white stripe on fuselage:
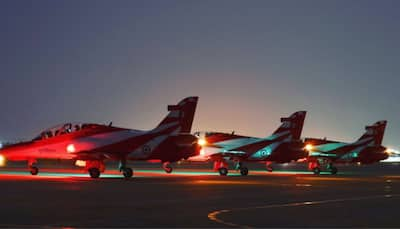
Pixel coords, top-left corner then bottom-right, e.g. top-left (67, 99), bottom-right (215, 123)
top-left (74, 122), bottom-right (180, 153)
top-left (128, 127), bottom-right (181, 159)
top-left (249, 134), bottom-right (292, 160)
top-left (73, 129), bottom-right (144, 151)
top-left (215, 137), bottom-right (258, 150)
top-left (150, 121), bottom-right (180, 133)
top-left (339, 140), bottom-right (376, 161)
top-left (350, 137), bottom-right (374, 147)
top-left (310, 137), bottom-right (375, 159)
top-left (214, 130), bottom-right (291, 150)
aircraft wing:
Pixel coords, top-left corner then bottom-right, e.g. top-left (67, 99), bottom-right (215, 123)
top-left (209, 151), bottom-right (247, 161)
top-left (73, 150), bottom-right (122, 161)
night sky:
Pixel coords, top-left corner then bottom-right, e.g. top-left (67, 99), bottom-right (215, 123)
top-left (1, 0), bottom-right (399, 148)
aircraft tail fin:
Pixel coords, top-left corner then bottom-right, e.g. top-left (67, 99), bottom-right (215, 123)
top-left (272, 111), bottom-right (307, 140)
top-left (155, 97), bottom-right (198, 133)
top-left (357, 120), bottom-right (387, 145)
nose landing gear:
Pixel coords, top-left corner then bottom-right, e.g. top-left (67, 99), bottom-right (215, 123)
top-left (214, 160), bottom-right (229, 176)
top-left (308, 160), bottom-right (338, 175)
top-left (85, 160), bottom-right (105, 179)
top-left (88, 167), bottom-right (100, 178)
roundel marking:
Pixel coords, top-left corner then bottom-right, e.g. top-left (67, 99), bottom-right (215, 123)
top-left (261, 150), bottom-right (267, 156)
top-left (142, 145), bottom-right (152, 154)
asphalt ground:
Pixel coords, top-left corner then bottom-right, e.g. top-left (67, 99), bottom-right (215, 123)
top-left (0, 162), bottom-right (399, 228)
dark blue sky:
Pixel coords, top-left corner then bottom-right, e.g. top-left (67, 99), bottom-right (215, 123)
top-left (1, 0), bottom-right (399, 148)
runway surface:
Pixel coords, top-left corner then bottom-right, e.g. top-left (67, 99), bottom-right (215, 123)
top-left (0, 162), bottom-right (399, 228)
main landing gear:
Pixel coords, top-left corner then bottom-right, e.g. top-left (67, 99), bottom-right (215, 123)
top-left (327, 163), bottom-right (338, 175)
top-left (235, 162), bottom-right (249, 176)
top-left (308, 161), bottom-right (338, 175)
top-left (119, 159), bottom-right (133, 179)
top-left (162, 162), bottom-right (173, 174)
top-left (213, 160), bottom-right (249, 176)
top-left (219, 167), bottom-right (228, 176)
top-left (121, 167), bottom-right (133, 178)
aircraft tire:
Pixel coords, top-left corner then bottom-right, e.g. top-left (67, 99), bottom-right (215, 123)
top-left (30, 166), bottom-right (39, 175)
top-left (164, 164), bottom-right (173, 174)
top-left (313, 167), bottom-right (321, 175)
top-left (88, 168), bottom-right (101, 178)
top-left (240, 167), bottom-right (249, 176)
top-left (122, 167), bottom-right (133, 178)
top-left (218, 167), bottom-right (228, 176)
top-left (330, 166), bottom-right (338, 175)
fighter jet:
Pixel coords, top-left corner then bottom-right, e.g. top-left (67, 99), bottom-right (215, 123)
top-left (305, 120), bottom-right (389, 175)
top-left (192, 111), bottom-right (307, 176)
top-left (0, 97), bottom-right (201, 178)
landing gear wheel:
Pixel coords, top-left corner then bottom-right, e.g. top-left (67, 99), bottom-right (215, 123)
top-left (122, 167), bottom-right (133, 178)
top-left (30, 166), bottom-right (39, 175)
top-left (313, 167), bottom-right (321, 175)
top-left (330, 166), bottom-right (338, 175)
top-left (218, 167), bottom-right (228, 176)
top-left (240, 167), bottom-right (249, 176)
top-left (88, 168), bottom-right (100, 178)
top-left (164, 164), bottom-right (173, 174)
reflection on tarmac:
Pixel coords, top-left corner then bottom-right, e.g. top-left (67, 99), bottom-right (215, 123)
top-left (0, 164), bottom-right (398, 227)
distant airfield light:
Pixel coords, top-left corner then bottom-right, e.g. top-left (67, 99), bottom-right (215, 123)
top-left (385, 148), bottom-right (393, 153)
top-left (198, 138), bottom-right (207, 146)
top-left (66, 144), bottom-right (76, 153)
top-left (304, 144), bottom-right (313, 152)
top-left (0, 154), bottom-right (6, 167)
top-left (385, 148), bottom-right (399, 155)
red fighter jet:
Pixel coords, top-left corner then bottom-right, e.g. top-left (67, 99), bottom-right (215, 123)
top-left (0, 97), bottom-right (201, 178)
top-left (192, 111), bottom-right (307, 176)
top-left (304, 120), bottom-right (389, 175)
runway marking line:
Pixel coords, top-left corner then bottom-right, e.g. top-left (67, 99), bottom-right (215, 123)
top-left (296, 176), bottom-right (366, 181)
top-left (208, 193), bottom-right (400, 228)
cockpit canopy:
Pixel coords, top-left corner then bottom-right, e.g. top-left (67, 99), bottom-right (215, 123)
top-left (33, 123), bottom-right (100, 141)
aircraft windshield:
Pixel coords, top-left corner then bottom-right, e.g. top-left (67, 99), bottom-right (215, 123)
top-left (33, 123), bottom-right (98, 141)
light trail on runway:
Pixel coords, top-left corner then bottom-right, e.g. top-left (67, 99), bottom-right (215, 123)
top-left (208, 194), bottom-right (400, 228)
